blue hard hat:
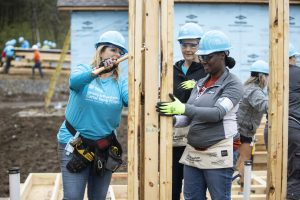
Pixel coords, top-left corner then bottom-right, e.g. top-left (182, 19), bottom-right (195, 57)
top-left (289, 43), bottom-right (300, 58)
top-left (177, 23), bottom-right (204, 40)
top-left (7, 39), bottom-right (16, 46)
top-left (95, 31), bottom-right (127, 53)
top-left (196, 30), bottom-right (232, 55)
top-left (250, 60), bottom-right (269, 74)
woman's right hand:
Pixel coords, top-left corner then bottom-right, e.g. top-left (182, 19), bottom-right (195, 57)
top-left (101, 58), bottom-right (117, 68)
top-left (92, 58), bottom-right (117, 76)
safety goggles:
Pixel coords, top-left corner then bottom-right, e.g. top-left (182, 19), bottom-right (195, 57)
top-left (180, 42), bottom-right (199, 50)
top-left (199, 53), bottom-right (217, 62)
top-left (105, 45), bottom-right (125, 56)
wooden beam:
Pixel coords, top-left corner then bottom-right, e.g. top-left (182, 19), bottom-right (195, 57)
top-left (159, 0), bottom-right (174, 199)
top-left (50, 174), bottom-right (62, 200)
top-left (175, 0), bottom-right (270, 3)
top-left (44, 29), bottom-right (71, 109)
top-left (58, 0), bottom-right (300, 11)
top-left (112, 185), bottom-right (128, 199)
top-left (128, 0), bottom-right (143, 198)
top-left (58, 6), bottom-right (128, 11)
top-left (267, 0), bottom-right (289, 199)
top-left (21, 173), bottom-right (33, 200)
top-left (231, 194), bottom-right (266, 200)
top-left (177, 0), bottom-right (300, 3)
top-left (143, 0), bottom-right (160, 198)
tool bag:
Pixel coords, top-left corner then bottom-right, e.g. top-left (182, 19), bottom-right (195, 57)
top-left (66, 138), bottom-right (95, 173)
top-left (105, 135), bottom-right (123, 172)
top-left (93, 135), bottom-right (123, 176)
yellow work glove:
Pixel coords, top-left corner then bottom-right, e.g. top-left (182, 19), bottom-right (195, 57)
top-left (156, 94), bottom-right (185, 116)
top-left (179, 79), bottom-right (196, 90)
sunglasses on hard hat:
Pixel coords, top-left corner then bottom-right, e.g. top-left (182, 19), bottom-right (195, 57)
top-left (179, 42), bottom-right (199, 50)
top-left (105, 45), bottom-right (125, 56)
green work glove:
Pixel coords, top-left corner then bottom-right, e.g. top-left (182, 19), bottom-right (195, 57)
top-left (178, 79), bottom-right (196, 90)
top-left (156, 94), bottom-right (185, 116)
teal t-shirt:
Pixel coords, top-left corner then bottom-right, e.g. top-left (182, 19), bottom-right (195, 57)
top-left (57, 64), bottom-right (128, 144)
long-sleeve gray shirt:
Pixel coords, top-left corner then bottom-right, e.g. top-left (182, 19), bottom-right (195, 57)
top-left (237, 84), bottom-right (268, 138)
top-left (175, 69), bottom-right (243, 148)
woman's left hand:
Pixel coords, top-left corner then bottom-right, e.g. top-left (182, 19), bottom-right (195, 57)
top-left (178, 79), bottom-right (196, 90)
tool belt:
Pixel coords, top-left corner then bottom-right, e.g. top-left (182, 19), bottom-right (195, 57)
top-left (65, 120), bottom-right (123, 175)
top-left (180, 137), bottom-right (233, 169)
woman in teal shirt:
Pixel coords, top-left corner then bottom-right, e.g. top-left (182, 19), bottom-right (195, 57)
top-left (57, 31), bottom-right (128, 200)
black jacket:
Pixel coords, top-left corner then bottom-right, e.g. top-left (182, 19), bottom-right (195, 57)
top-left (173, 60), bottom-right (206, 103)
top-left (289, 64), bottom-right (300, 121)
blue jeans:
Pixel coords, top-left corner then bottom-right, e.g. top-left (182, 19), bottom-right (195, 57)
top-left (32, 62), bottom-right (44, 78)
top-left (172, 146), bottom-right (185, 200)
top-left (183, 165), bottom-right (234, 200)
top-left (58, 143), bottom-right (112, 200)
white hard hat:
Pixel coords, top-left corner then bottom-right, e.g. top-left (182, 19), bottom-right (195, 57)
top-left (19, 37), bottom-right (24, 43)
top-left (32, 45), bottom-right (38, 50)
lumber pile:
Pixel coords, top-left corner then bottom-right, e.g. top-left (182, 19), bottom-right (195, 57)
top-left (12, 48), bottom-right (71, 69)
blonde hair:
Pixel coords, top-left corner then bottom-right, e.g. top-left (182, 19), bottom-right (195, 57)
top-left (90, 45), bottom-right (119, 80)
top-left (244, 73), bottom-right (268, 89)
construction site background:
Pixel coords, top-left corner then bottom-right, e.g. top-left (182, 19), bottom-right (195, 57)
top-left (0, 0), bottom-right (69, 49)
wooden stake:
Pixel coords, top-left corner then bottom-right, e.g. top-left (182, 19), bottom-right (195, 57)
top-left (159, 0), bottom-right (174, 199)
top-left (44, 29), bottom-right (70, 109)
top-left (267, 0), bottom-right (289, 199)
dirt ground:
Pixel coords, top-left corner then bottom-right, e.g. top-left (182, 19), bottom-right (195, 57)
top-left (0, 67), bottom-right (128, 197)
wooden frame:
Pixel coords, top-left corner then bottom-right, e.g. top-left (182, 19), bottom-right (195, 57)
top-left (128, 0), bottom-right (174, 199)
top-left (126, 0), bottom-right (290, 199)
top-left (20, 171), bottom-right (270, 199)
top-left (54, 0), bottom-right (292, 199)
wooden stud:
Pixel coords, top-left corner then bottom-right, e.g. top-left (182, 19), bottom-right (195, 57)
top-left (159, 0), bottom-right (174, 199)
top-left (267, 0), bottom-right (289, 199)
top-left (128, 0), bottom-right (143, 199)
top-left (143, 0), bottom-right (160, 199)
